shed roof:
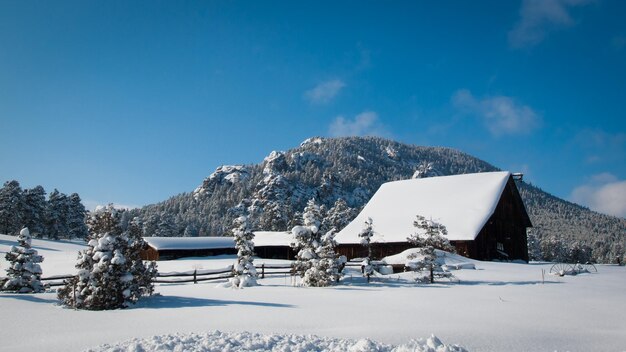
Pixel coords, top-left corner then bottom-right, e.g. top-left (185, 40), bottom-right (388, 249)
top-left (144, 236), bottom-right (235, 250)
top-left (253, 231), bottom-right (292, 247)
top-left (335, 171), bottom-right (512, 244)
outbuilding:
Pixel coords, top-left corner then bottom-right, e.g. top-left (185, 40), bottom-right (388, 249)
top-left (334, 171), bottom-right (532, 261)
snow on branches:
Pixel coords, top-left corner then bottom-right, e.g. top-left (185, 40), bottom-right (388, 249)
top-left (291, 199), bottom-right (341, 287)
top-left (406, 215), bottom-right (454, 277)
top-left (1, 227), bottom-right (45, 293)
top-left (359, 217), bottom-right (374, 260)
top-left (229, 215), bottom-right (258, 288)
top-left (58, 205), bottom-right (156, 310)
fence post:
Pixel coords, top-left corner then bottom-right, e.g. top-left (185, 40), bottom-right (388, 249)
top-left (193, 269), bottom-right (197, 284)
top-left (73, 282), bottom-right (77, 310)
top-left (261, 264), bottom-right (265, 279)
top-left (429, 264), bottom-right (434, 284)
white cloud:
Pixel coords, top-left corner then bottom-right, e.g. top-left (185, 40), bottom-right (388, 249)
top-left (570, 173), bottom-right (626, 218)
top-left (452, 89), bottom-right (541, 136)
top-left (574, 128), bottom-right (626, 164)
top-left (328, 111), bottom-right (388, 137)
top-left (508, 0), bottom-right (593, 48)
top-left (304, 79), bottom-right (346, 104)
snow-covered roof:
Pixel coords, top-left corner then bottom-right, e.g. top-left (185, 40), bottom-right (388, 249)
top-left (335, 171), bottom-right (512, 244)
top-left (144, 237), bottom-right (235, 250)
top-left (253, 231), bottom-right (292, 247)
top-left (144, 233), bottom-right (294, 251)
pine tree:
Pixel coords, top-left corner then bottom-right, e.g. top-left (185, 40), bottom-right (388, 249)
top-left (125, 217), bottom-right (157, 297)
top-left (58, 205), bottom-right (155, 310)
top-left (46, 189), bottom-right (69, 240)
top-left (406, 215), bottom-right (453, 279)
top-left (359, 217), bottom-right (375, 259)
top-left (309, 229), bottom-right (341, 286)
top-left (229, 215), bottom-right (257, 288)
top-left (323, 198), bottom-right (355, 233)
top-left (67, 193), bottom-right (88, 240)
top-left (22, 186), bottom-right (47, 237)
top-left (407, 215), bottom-right (455, 252)
top-left (1, 228), bottom-right (45, 293)
top-left (290, 199), bottom-right (339, 286)
top-left (0, 180), bottom-right (24, 235)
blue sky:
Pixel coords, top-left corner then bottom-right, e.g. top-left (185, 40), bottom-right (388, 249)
top-left (1, 1), bottom-right (625, 217)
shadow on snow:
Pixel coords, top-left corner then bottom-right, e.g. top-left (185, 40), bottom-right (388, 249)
top-left (0, 293), bottom-right (58, 304)
top-left (135, 295), bottom-right (295, 309)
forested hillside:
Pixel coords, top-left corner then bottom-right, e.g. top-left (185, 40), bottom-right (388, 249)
top-left (137, 136), bottom-right (625, 263)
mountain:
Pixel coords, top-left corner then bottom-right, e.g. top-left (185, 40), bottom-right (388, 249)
top-left (138, 136), bottom-right (625, 263)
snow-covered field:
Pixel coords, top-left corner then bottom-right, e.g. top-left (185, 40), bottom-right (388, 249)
top-left (1, 234), bottom-right (625, 352)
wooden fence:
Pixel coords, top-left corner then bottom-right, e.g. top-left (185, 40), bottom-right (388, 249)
top-left (6, 262), bottom-right (297, 287)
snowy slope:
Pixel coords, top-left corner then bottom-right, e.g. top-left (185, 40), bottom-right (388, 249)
top-left (1, 234), bottom-right (626, 352)
top-left (336, 172), bottom-right (511, 243)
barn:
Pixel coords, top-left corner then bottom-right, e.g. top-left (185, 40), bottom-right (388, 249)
top-left (141, 232), bottom-right (295, 261)
top-left (334, 171), bottom-right (532, 261)
top-left (142, 237), bottom-right (237, 261)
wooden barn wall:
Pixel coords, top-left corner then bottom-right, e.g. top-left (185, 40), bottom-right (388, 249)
top-left (141, 247), bottom-right (160, 261)
top-left (468, 177), bottom-right (530, 261)
top-left (337, 242), bottom-right (415, 260)
top-left (255, 246), bottom-right (296, 260)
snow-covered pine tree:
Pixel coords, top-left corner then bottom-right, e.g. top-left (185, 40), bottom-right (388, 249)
top-left (359, 217), bottom-right (375, 260)
top-left (0, 180), bottom-right (24, 235)
top-left (58, 205), bottom-right (154, 310)
top-left (1, 227), bottom-right (45, 293)
top-left (290, 198), bottom-right (328, 286)
top-left (308, 229), bottom-right (342, 286)
top-left (322, 198), bottom-right (355, 233)
top-left (125, 217), bottom-right (157, 297)
top-left (407, 215), bottom-right (455, 252)
top-left (229, 215), bottom-right (257, 288)
top-left (22, 186), bottom-right (47, 238)
top-left (406, 215), bottom-right (453, 280)
top-left (67, 193), bottom-right (88, 240)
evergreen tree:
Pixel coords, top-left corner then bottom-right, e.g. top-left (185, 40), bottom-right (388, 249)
top-left (0, 180), bottom-right (24, 235)
top-left (22, 186), bottom-right (47, 237)
top-left (307, 229), bottom-right (341, 286)
top-left (142, 213), bottom-right (160, 236)
top-left (323, 198), bottom-right (355, 233)
top-left (229, 215), bottom-right (257, 288)
top-left (58, 205), bottom-right (155, 310)
top-left (46, 189), bottom-right (69, 240)
top-left (125, 217), bottom-right (157, 297)
top-left (67, 193), bottom-right (88, 240)
top-left (290, 199), bottom-right (339, 287)
top-left (291, 199), bottom-right (321, 282)
top-left (407, 215), bottom-right (455, 252)
top-left (406, 216), bottom-right (453, 279)
top-left (155, 213), bottom-right (177, 237)
top-left (359, 217), bottom-right (375, 260)
top-left (1, 228), bottom-right (45, 293)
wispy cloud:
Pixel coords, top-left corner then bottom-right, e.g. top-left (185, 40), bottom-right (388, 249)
top-left (328, 111), bottom-right (389, 137)
top-left (304, 79), bottom-right (346, 104)
top-left (570, 173), bottom-right (626, 218)
top-left (573, 128), bottom-right (626, 164)
top-left (508, 0), bottom-right (593, 49)
top-left (452, 89), bottom-right (542, 136)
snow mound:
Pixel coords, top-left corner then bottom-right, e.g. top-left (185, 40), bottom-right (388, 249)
top-left (86, 330), bottom-right (468, 352)
top-left (383, 249), bottom-right (477, 270)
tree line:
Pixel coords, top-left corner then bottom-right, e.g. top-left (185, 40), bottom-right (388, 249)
top-left (0, 180), bottom-right (88, 240)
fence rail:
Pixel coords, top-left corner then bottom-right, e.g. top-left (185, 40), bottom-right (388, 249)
top-left (0, 262), bottom-right (335, 288)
